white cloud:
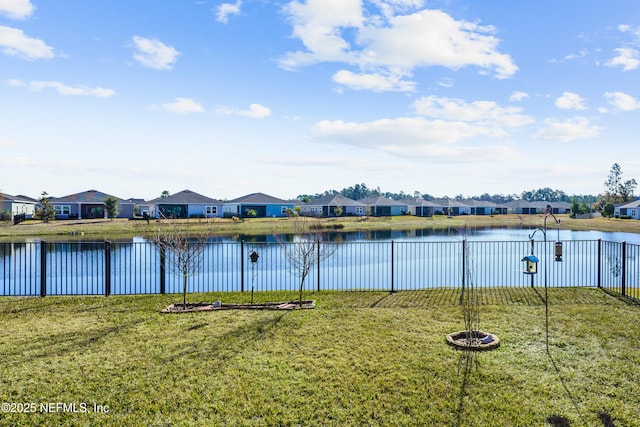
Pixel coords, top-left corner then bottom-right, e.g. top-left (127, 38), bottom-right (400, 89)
top-left (216, 1), bottom-right (242, 23)
top-left (280, 0), bottom-right (363, 69)
top-left (0, 25), bottom-right (54, 59)
top-left (131, 36), bottom-right (180, 70)
top-left (509, 91), bottom-right (528, 102)
top-left (555, 92), bottom-right (587, 110)
top-left (413, 95), bottom-right (533, 128)
top-left (437, 77), bottom-right (454, 88)
top-left (161, 98), bottom-right (204, 114)
top-left (533, 117), bottom-right (600, 142)
top-left (605, 25), bottom-right (640, 71)
top-left (280, 4), bottom-right (517, 89)
top-left (605, 47), bottom-right (640, 71)
top-left (311, 116), bottom-right (520, 162)
top-left (0, 0), bottom-right (34, 20)
top-left (8, 79), bottom-right (115, 97)
top-left (604, 91), bottom-right (640, 111)
top-left (219, 103), bottom-right (272, 119)
top-left (332, 69), bottom-right (415, 92)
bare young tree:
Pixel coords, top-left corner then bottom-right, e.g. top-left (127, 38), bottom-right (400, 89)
top-left (147, 216), bottom-right (209, 307)
top-left (276, 216), bottom-right (337, 305)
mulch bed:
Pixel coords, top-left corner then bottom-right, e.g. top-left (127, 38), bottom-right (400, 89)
top-left (161, 300), bottom-right (315, 313)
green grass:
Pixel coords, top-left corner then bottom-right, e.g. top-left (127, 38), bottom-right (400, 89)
top-left (3, 214), bottom-right (640, 241)
top-left (1, 288), bottom-right (639, 426)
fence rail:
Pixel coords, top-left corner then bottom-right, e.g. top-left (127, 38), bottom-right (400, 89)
top-left (1, 239), bottom-right (638, 299)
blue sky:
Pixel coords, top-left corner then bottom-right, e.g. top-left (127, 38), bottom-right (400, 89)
top-left (1, 0), bottom-right (639, 201)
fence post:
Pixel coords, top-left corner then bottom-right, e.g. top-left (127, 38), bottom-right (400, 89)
top-left (621, 241), bottom-right (627, 296)
top-left (391, 240), bottom-right (395, 293)
top-left (40, 240), bottom-right (47, 297)
top-left (317, 240), bottom-right (321, 292)
top-left (104, 240), bottom-right (111, 297)
top-left (159, 245), bottom-right (166, 294)
top-left (597, 239), bottom-right (602, 288)
top-left (240, 240), bottom-right (245, 292)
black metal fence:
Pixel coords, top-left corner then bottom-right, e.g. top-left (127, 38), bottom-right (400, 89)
top-left (0, 239), bottom-right (638, 299)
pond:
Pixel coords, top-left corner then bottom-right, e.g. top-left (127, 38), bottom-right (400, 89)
top-left (1, 227), bottom-right (639, 296)
top-left (212, 226), bottom-right (640, 245)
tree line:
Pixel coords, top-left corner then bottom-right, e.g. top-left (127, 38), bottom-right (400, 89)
top-left (297, 183), bottom-right (596, 205)
top-left (296, 163), bottom-right (637, 218)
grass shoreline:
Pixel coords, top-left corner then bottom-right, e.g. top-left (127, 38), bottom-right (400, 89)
top-left (2, 214), bottom-right (640, 241)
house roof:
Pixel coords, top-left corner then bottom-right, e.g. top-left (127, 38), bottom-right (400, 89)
top-left (402, 198), bottom-right (441, 207)
top-left (306, 194), bottom-right (366, 207)
top-left (0, 193), bottom-right (38, 203)
top-left (432, 199), bottom-right (471, 208)
top-left (49, 189), bottom-right (127, 204)
top-left (499, 199), bottom-right (537, 209)
top-left (462, 199), bottom-right (501, 208)
top-left (358, 197), bottom-right (407, 206)
top-left (617, 198), bottom-right (640, 209)
top-left (226, 192), bottom-right (293, 205)
top-left (148, 189), bottom-right (221, 204)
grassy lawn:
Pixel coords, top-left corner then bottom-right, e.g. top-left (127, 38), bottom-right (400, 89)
top-left (2, 214), bottom-right (640, 241)
top-left (1, 288), bottom-right (639, 426)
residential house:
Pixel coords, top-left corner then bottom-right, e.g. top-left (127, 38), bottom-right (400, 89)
top-left (358, 197), bottom-right (408, 216)
top-left (49, 189), bottom-right (135, 219)
top-left (0, 192), bottom-right (37, 220)
top-left (616, 199), bottom-right (640, 219)
top-left (432, 199), bottom-right (472, 216)
top-left (499, 200), bottom-right (538, 215)
top-left (402, 198), bottom-right (440, 217)
top-left (528, 201), bottom-right (571, 215)
top-left (462, 199), bottom-right (504, 215)
top-left (300, 194), bottom-right (366, 217)
top-left (148, 189), bottom-right (223, 219)
top-left (223, 192), bottom-right (295, 218)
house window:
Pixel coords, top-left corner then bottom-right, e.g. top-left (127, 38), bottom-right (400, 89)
top-left (632, 210), bottom-right (637, 218)
top-left (281, 206), bottom-right (288, 214)
top-left (355, 207), bottom-right (364, 215)
top-left (206, 206), bottom-right (217, 215)
top-left (55, 205), bottom-right (70, 215)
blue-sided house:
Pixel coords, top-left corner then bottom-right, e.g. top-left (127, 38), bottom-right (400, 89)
top-left (49, 190), bottom-right (135, 219)
top-left (616, 198), bottom-right (640, 219)
top-left (223, 192), bottom-right (295, 218)
top-left (148, 189), bottom-right (223, 219)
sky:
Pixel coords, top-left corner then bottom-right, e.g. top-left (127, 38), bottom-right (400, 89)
top-left (1, 0), bottom-right (640, 201)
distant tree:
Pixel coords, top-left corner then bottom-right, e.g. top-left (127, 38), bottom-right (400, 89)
top-left (579, 202), bottom-right (590, 215)
top-left (596, 163), bottom-right (637, 211)
top-left (570, 199), bottom-right (580, 218)
top-left (602, 203), bottom-right (615, 218)
top-left (284, 208), bottom-right (297, 217)
top-left (161, 190), bottom-right (170, 198)
top-left (104, 196), bottom-right (120, 220)
top-left (604, 163), bottom-right (623, 196)
top-left (521, 187), bottom-right (567, 202)
top-left (34, 191), bottom-right (55, 223)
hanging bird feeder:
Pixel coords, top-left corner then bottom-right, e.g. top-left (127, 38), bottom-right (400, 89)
top-left (554, 241), bottom-right (563, 262)
top-left (522, 255), bottom-right (539, 275)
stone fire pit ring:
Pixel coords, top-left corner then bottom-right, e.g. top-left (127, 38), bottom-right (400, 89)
top-left (446, 330), bottom-right (500, 351)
